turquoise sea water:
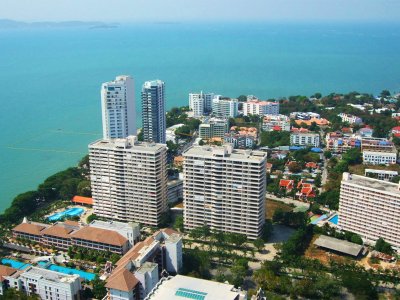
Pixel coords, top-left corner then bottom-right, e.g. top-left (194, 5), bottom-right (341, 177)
top-left (1, 22), bottom-right (400, 212)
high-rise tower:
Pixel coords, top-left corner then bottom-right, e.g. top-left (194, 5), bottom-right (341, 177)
top-left (141, 80), bottom-right (166, 144)
top-left (101, 75), bottom-right (136, 139)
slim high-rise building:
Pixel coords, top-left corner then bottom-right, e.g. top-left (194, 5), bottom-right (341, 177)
top-left (142, 80), bottom-right (166, 144)
top-left (89, 136), bottom-right (168, 226)
top-left (183, 145), bottom-right (267, 239)
top-left (101, 75), bottom-right (136, 139)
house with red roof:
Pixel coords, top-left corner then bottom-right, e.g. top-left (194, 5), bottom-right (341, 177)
top-left (296, 180), bottom-right (316, 200)
top-left (392, 126), bottom-right (400, 137)
top-left (305, 162), bottom-right (318, 169)
top-left (279, 179), bottom-right (294, 192)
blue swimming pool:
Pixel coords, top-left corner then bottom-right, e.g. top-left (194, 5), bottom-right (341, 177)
top-left (48, 207), bottom-right (84, 221)
top-left (1, 258), bottom-right (31, 270)
top-left (329, 215), bottom-right (339, 225)
top-left (38, 261), bottom-right (96, 281)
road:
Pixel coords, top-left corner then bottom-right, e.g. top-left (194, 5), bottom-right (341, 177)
top-left (266, 193), bottom-right (310, 210)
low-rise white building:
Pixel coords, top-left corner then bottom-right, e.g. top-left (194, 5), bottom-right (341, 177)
top-left (145, 275), bottom-right (247, 300)
top-left (4, 267), bottom-right (81, 300)
top-left (199, 118), bottom-right (228, 139)
top-left (362, 150), bottom-right (397, 165)
top-left (364, 169), bottom-right (398, 181)
top-left (262, 114), bottom-right (290, 131)
top-left (290, 132), bottom-right (320, 147)
top-left (338, 113), bottom-right (363, 124)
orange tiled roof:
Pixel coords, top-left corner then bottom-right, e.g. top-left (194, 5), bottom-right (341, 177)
top-left (41, 224), bottom-right (75, 239)
top-left (71, 226), bottom-right (128, 247)
top-left (105, 268), bottom-right (139, 292)
top-left (0, 265), bottom-right (17, 282)
top-left (72, 196), bottom-right (93, 205)
top-left (13, 223), bottom-right (47, 236)
top-left (279, 179), bottom-right (293, 188)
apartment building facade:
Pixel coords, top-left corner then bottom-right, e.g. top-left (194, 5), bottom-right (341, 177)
top-left (4, 267), bottom-right (81, 300)
top-left (362, 150), bottom-right (397, 165)
top-left (290, 132), bottom-right (320, 147)
top-left (199, 118), bottom-right (228, 139)
top-left (89, 136), bottom-right (168, 226)
top-left (262, 114), bottom-right (291, 131)
top-left (212, 97), bottom-right (239, 118)
top-left (188, 92), bottom-right (214, 116)
top-left (338, 173), bottom-right (400, 249)
top-left (243, 100), bottom-right (279, 116)
top-left (142, 80), bottom-right (166, 144)
top-left (105, 229), bottom-right (183, 300)
top-left (183, 145), bottom-right (267, 239)
top-left (101, 75), bottom-right (136, 139)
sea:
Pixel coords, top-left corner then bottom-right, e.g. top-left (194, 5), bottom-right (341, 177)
top-left (1, 22), bottom-right (400, 212)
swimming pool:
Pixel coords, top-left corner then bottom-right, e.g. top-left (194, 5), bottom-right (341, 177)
top-left (48, 207), bottom-right (84, 221)
top-left (1, 258), bottom-right (31, 270)
top-left (38, 261), bottom-right (96, 281)
top-left (311, 214), bottom-right (327, 225)
top-left (329, 215), bottom-right (339, 225)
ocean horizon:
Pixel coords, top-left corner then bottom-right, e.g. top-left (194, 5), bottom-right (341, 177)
top-left (1, 21), bottom-right (400, 212)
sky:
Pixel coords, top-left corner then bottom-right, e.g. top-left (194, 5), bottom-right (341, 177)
top-left (1, 0), bottom-right (400, 23)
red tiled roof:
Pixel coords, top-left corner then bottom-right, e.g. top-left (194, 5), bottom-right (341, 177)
top-left (279, 179), bottom-right (293, 188)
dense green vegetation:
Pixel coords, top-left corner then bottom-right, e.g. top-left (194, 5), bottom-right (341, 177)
top-left (260, 131), bottom-right (290, 148)
top-left (374, 237), bottom-right (394, 255)
top-left (0, 156), bottom-right (90, 226)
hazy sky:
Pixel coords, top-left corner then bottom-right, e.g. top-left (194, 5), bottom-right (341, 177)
top-left (2, 0), bottom-right (400, 22)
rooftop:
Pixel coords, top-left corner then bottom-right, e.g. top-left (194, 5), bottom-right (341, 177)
top-left (89, 136), bottom-right (166, 152)
top-left (13, 222), bottom-right (48, 236)
top-left (71, 226), bottom-right (128, 246)
top-left (90, 220), bottom-right (139, 232)
top-left (145, 275), bottom-right (244, 300)
top-left (21, 266), bottom-right (79, 284)
top-left (342, 173), bottom-right (400, 194)
top-left (314, 235), bottom-right (363, 257)
top-left (184, 145), bottom-right (267, 162)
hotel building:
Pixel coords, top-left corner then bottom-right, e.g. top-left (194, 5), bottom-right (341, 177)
top-left (101, 75), bottom-right (136, 139)
top-left (243, 100), bottom-right (279, 116)
top-left (338, 173), bottom-right (400, 250)
top-left (183, 145), bottom-right (267, 239)
top-left (89, 136), bottom-right (168, 226)
top-left (142, 80), bottom-right (166, 144)
top-left (105, 229), bottom-right (183, 300)
top-left (3, 266), bottom-right (81, 300)
top-left (12, 219), bottom-right (140, 255)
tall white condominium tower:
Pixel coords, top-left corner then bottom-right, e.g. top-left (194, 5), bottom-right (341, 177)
top-left (101, 75), bottom-right (136, 139)
top-left (189, 92), bottom-right (214, 116)
top-left (339, 172), bottom-right (400, 249)
top-left (183, 145), bottom-right (267, 239)
top-left (142, 80), bottom-right (166, 144)
top-left (89, 136), bottom-right (168, 226)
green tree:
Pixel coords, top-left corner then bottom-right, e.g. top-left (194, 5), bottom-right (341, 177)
top-left (173, 216), bottom-right (184, 232)
top-left (374, 237), bottom-right (393, 254)
top-left (91, 277), bottom-right (107, 299)
top-left (77, 180), bottom-right (91, 197)
top-left (253, 238), bottom-right (265, 252)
